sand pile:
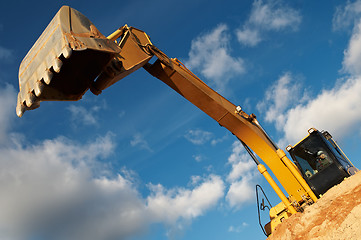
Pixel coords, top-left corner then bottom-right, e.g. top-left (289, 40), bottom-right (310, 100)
top-left (267, 171), bottom-right (361, 240)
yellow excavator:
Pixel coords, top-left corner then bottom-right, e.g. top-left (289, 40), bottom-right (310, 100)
top-left (16, 6), bottom-right (358, 236)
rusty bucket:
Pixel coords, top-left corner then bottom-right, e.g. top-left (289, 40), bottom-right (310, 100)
top-left (16, 6), bottom-right (120, 117)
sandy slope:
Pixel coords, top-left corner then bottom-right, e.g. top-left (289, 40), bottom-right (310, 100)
top-left (267, 171), bottom-right (361, 240)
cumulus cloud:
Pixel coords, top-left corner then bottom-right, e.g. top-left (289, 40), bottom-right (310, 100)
top-left (235, 27), bottom-right (262, 47)
top-left (185, 24), bottom-right (245, 92)
top-left (0, 84), bottom-right (16, 143)
top-left (0, 134), bottom-right (141, 240)
top-left (0, 84), bottom-right (227, 240)
top-left (257, 72), bottom-right (306, 131)
top-left (147, 175), bottom-right (224, 224)
top-left (146, 175), bottom-right (224, 238)
top-left (0, 133), bottom-right (225, 239)
top-left (333, 0), bottom-right (361, 31)
top-left (236, 0), bottom-right (302, 46)
top-left (258, 74), bottom-right (361, 146)
top-left (225, 141), bottom-right (258, 208)
top-left (343, 19), bottom-right (361, 76)
top-left (258, 17), bottom-right (361, 146)
top-left (282, 77), bottom-right (361, 144)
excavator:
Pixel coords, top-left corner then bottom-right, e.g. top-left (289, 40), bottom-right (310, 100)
top-left (16, 6), bottom-right (358, 236)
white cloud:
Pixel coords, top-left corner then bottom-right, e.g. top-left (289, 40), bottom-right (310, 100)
top-left (67, 105), bottom-right (98, 126)
top-left (225, 141), bottom-right (258, 208)
top-left (185, 24), bottom-right (245, 92)
top-left (130, 133), bottom-right (152, 152)
top-left (257, 18), bottom-right (361, 146)
top-left (343, 19), bottom-right (361, 76)
top-left (0, 128), bottom-right (225, 239)
top-left (257, 72), bottom-right (305, 131)
top-left (0, 84), bottom-right (227, 240)
top-left (282, 77), bottom-right (361, 144)
top-left (118, 110), bottom-right (126, 118)
top-left (236, 0), bottom-right (302, 46)
top-left (184, 129), bottom-right (213, 145)
top-left (0, 23), bottom-right (13, 61)
top-left (146, 175), bottom-right (224, 224)
top-left (235, 27), bottom-right (262, 47)
top-left (146, 175), bottom-right (224, 239)
top-left (190, 175), bottom-right (202, 185)
top-left (0, 84), bottom-right (16, 144)
top-left (257, 74), bottom-right (361, 146)
top-left (193, 154), bottom-right (203, 162)
top-left (249, 0), bottom-right (302, 31)
top-left (285, 15), bottom-right (361, 143)
top-left (0, 134), bottom-right (146, 240)
top-left (185, 129), bottom-right (227, 147)
top-left (0, 134), bottom-right (225, 240)
top-left (228, 222), bottom-right (249, 233)
top-left (333, 0), bottom-right (361, 31)
top-left (211, 134), bottom-right (228, 146)
top-left (0, 45), bottom-right (12, 60)
top-left (226, 177), bottom-right (255, 208)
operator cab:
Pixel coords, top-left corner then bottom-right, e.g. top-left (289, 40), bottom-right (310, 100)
top-left (286, 128), bottom-right (357, 197)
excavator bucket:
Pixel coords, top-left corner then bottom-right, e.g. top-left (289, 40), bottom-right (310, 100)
top-left (16, 6), bottom-right (120, 117)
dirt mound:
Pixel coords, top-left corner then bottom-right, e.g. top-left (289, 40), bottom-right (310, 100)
top-left (267, 171), bottom-right (361, 240)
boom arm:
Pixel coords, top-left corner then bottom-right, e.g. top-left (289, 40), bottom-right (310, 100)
top-left (142, 52), bottom-right (318, 206)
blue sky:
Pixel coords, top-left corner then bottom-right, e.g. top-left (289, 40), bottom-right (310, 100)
top-left (1, 0), bottom-right (361, 239)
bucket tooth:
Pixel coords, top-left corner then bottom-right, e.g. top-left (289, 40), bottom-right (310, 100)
top-left (34, 80), bottom-right (45, 97)
top-left (16, 96), bottom-right (25, 117)
top-left (53, 58), bottom-right (63, 73)
top-left (62, 46), bottom-right (72, 59)
top-left (43, 70), bottom-right (53, 85)
top-left (25, 92), bottom-right (37, 108)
